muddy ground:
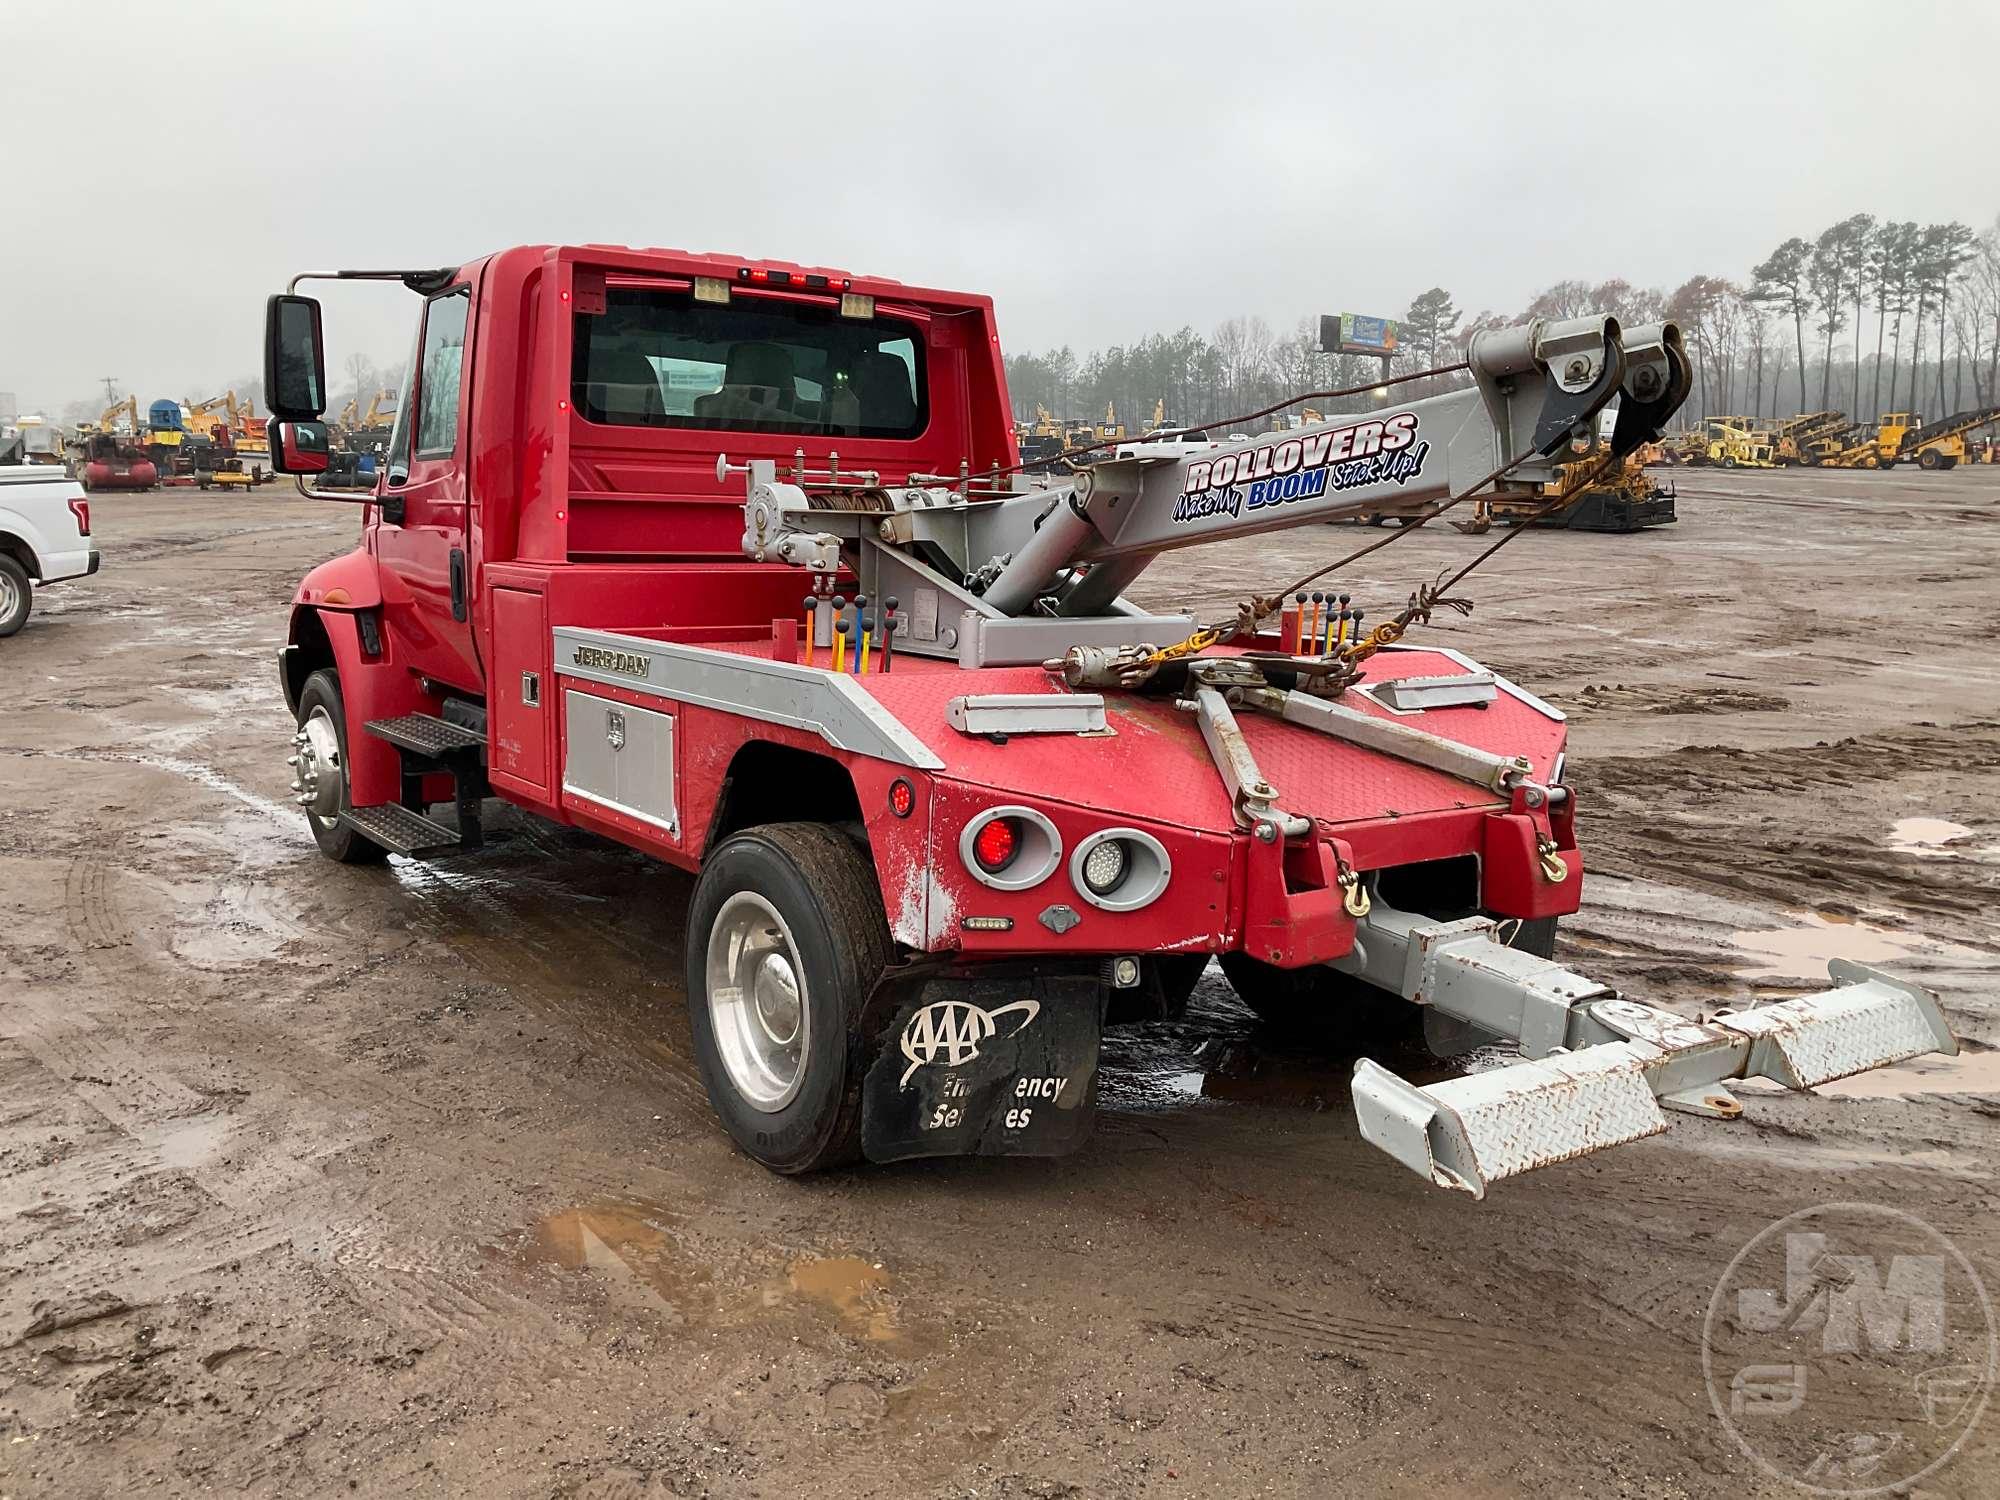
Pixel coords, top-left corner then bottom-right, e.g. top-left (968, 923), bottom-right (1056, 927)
top-left (2, 466), bottom-right (1998, 1498)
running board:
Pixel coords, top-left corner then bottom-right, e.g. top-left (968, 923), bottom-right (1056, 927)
top-left (1342, 907), bottom-right (1955, 1197)
top-left (338, 804), bottom-right (460, 857)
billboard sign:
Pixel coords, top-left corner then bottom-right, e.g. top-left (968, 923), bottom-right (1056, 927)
top-left (1318, 314), bottom-right (1399, 357)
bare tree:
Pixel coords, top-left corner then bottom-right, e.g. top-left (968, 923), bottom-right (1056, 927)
top-left (1751, 238), bottom-right (1813, 413)
top-left (1523, 280), bottom-right (1593, 320)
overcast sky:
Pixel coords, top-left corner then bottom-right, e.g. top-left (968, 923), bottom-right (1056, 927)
top-left (3, 0), bottom-right (1993, 414)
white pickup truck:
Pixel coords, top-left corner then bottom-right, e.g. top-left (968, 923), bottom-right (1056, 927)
top-left (0, 466), bottom-right (100, 636)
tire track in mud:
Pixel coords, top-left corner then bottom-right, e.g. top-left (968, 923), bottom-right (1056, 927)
top-left (388, 844), bottom-right (711, 1110)
top-left (63, 856), bottom-right (130, 951)
top-left (1575, 722), bottom-right (2000, 942)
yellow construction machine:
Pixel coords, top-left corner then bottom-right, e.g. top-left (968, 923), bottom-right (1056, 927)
top-left (1456, 423), bottom-right (1675, 533)
top-left (1697, 417), bottom-right (1777, 468)
top-left (1877, 408), bottom-right (2000, 471)
top-left (1771, 411), bottom-right (1848, 465)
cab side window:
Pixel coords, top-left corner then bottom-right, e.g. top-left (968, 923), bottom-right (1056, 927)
top-left (414, 290), bottom-right (471, 459)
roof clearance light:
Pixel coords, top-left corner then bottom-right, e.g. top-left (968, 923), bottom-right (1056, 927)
top-left (693, 276), bottom-right (731, 305)
top-left (840, 292), bottom-right (875, 321)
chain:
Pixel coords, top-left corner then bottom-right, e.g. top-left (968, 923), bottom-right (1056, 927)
top-left (1144, 445), bottom-right (1628, 672)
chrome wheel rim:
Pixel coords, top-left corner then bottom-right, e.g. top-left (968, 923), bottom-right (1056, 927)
top-left (705, 892), bottom-right (808, 1112)
top-left (290, 707), bottom-right (344, 827)
top-left (0, 570), bottom-right (20, 624)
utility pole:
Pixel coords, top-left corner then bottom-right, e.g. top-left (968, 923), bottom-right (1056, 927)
top-left (99, 377), bottom-right (119, 405)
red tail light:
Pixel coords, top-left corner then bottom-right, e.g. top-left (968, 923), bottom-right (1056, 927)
top-left (972, 816), bottom-right (1019, 872)
top-left (67, 496), bottom-right (90, 535)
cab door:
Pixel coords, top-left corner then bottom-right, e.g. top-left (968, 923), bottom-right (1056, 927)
top-left (375, 286), bottom-right (481, 692)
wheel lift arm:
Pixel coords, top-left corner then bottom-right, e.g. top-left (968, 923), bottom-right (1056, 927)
top-left (1342, 902), bottom-right (1957, 1197)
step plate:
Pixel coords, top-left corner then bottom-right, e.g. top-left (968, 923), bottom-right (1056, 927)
top-left (1354, 1041), bottom-right (1669, 1198)
top-left (338, 804), bottom-right (459, 856)
top-left (1712, 963), bottom-right (1957, 1089)
top-left (366, 714), bottom-right (485, 756)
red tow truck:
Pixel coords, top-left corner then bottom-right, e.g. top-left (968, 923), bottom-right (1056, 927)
top-left (264, 246), bottom-right (1954, 1195)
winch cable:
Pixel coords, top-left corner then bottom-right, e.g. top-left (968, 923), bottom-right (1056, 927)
top-left (1139, 440), bottom-right (1565, 667)
top-left (987, 361), bottom-right (1473, 489)
top-left (1268, 447), bottom-right (1626, 678)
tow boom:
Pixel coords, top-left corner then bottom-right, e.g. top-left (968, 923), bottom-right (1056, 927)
top-left (730, 313), bottom-right (1688, 666)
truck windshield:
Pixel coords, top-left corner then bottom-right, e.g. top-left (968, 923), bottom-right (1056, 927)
top-left (571, 286), bottom-right (926, 439)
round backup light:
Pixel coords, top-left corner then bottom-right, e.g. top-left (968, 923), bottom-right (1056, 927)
top-left (973, 817), bottom-right (1018, 872)
top-left (1080, 837), bottom-right (1129, 895)
top-left (1069, 828), bottom-right (1172, 912)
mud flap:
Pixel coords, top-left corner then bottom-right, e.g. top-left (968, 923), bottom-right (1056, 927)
top-left (861, 975), bottom-right (1102, 1163)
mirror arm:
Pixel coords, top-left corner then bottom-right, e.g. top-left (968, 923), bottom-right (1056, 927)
top-left (293, 476), bottom-right (373, 505)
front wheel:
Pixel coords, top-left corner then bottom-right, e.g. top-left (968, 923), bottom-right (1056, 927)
top-left (687, 822), bottom-right (891, 1173)
top-left (0, 555), bottom-right (32, 637)
top-left (292, 668), bottom-right (388, 864)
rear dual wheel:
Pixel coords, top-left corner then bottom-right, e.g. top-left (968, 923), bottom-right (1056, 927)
top-left (686, 822), bottom-right (890, 1174)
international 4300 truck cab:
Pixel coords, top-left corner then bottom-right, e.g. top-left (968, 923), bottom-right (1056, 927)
top-left (263, 245), bottom-right (1955, 1195)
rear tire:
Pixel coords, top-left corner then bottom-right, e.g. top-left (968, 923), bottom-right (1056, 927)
top-left (0, 555), bottom-right (31, 637)
top-left (686, 822), bottom-right (891, 1174)
top-left (294, 668), bottom-right (389, 865)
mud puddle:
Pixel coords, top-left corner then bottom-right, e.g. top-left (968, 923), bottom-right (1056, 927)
top-left (1728, 911), bottom-right (1917, 979)
top-left (1820, 1045), bottom-right (2000, 1099)
top-left (1887, 816), bottom-right (1995, 859)
top-left (523, 1200), bottom-right (902, 1342)
top-left (780, 1256), bottom-right (897, 1342)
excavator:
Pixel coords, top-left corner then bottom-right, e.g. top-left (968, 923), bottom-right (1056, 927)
top-left (227, 391), bottom-right (270, 461)
top-left (181, 392), bottom-right (237, 444)
top-left (1017, 404), bottom-right (1069, 471)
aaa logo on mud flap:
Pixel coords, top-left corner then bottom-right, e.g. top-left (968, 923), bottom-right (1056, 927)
top-left (898, 999), bottom-right (1039, 1087)
top-left (1703, 1201), bottom-right (1996, 1496)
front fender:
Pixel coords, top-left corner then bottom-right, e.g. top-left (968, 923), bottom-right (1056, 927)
top-left (282, 600), bottom-right (430, 810)
top-left (295, 549), bottom-right (384, 610)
